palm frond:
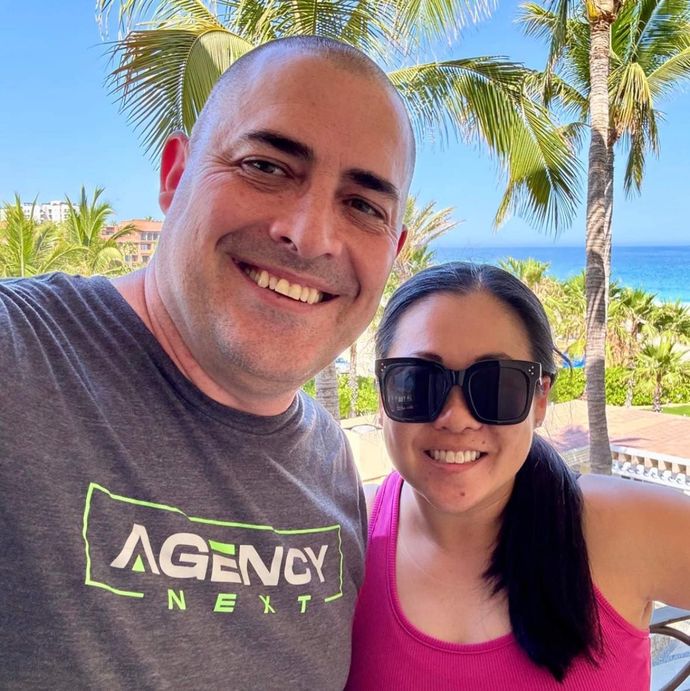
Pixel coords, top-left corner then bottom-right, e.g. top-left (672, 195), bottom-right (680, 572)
top-left (106, 20), bottom-right (255, 159)
top-left (388, 0), bottom-right (494, 49)
top-left (635, 0), bottom-right (690, 69)
top-left (523, 68), bottom-right (588, 119)
top-left (519, 3), bottom-right (590, 100)
top-left (96, 0), bottom-right (159, 35)
top-left (610, 61), bottom-right (653, 137)
top-left (619, 107), bottom-right (660, 195)
top-left (647, 46), bottom-right (690, 98)
top-left (541, 0), bottom-right (572, 71)
top-left (390, 57), bottom-right (581, 232)
top-left (219, 0), bottom-right (399, 59)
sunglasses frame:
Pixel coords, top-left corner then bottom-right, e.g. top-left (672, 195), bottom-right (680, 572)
top-left (375, 357), bottom-right (545, 425)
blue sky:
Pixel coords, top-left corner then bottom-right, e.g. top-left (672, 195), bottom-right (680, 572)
top-left (1, 1), bottom-right (689, 247)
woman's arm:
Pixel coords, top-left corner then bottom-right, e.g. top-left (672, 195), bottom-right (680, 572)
top-left (583, 474), bottom-right (690, 611)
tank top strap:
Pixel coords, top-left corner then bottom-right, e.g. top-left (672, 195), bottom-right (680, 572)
top-left (368, 471), bottom-right (402, 541)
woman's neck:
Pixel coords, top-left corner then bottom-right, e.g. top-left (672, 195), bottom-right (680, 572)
top-left (401, 480), bottom-right (511, 555)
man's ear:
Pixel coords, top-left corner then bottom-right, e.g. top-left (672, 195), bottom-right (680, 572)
top-left (396, 224), bottom-right (408, 257)
top-left (159, 132), bottom-right (190, 214)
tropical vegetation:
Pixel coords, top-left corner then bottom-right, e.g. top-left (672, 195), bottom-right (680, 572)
top-left (0, 190), bottom-right (132, 278)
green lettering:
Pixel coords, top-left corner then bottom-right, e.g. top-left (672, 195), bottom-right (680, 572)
top-left (297, 594), bottom-right (312, 614)
top-left (214, 593), bottom-right (238, 613)
top-left (259, 595), bottom-right (276, 614)
top-left (167, 589), bottom-right (186, 610)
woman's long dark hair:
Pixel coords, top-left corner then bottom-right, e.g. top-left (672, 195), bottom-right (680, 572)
top-left (376, 262), bottom-right (601, 681)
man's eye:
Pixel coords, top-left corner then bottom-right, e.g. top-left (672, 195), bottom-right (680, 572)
top-left (348, 198), bottom-right (383, 218)
top-left (245, 159), bottom-right (287, 176)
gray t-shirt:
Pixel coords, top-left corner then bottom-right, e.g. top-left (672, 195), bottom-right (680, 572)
top-left (0, 273), bottom-right (367, 690)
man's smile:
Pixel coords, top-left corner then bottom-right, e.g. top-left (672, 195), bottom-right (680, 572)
top-left (238, 261), bottom-right (336, 304)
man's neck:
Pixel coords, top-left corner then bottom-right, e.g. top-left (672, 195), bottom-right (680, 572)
top-left (110, 267), bottom-right (299, 416)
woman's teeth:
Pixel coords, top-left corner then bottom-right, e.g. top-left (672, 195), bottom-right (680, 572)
top-left (430, 450), bottom-right (482, 464)
top-left (243, 266), bottom-right (323, 304)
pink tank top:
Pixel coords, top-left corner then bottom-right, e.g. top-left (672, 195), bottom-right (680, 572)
top-left (346, 472), bottom-right (650, 690)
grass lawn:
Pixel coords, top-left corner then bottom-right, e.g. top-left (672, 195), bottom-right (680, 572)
top-left (660, 404), bottom-right (690, 416)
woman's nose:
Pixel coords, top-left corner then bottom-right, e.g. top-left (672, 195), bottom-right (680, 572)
top-left (431, 386), bottom-right (482, 432)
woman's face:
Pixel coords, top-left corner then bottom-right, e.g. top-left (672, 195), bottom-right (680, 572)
top-left (382, 290), bottom-right (550, 518)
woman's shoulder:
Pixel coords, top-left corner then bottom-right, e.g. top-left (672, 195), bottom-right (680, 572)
top-left (580, 473), bottom-right (690, 623)
top-left (580, 472), bottom-right (689, 533)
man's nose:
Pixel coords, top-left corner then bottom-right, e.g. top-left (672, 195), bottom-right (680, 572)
top-left (432, 387), bottom-right (482, 432)
top-left (268, 192), bottom-right (343, 259)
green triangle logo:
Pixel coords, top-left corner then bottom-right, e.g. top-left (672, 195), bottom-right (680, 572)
top-left (132, 555), bottom-right (145, 573)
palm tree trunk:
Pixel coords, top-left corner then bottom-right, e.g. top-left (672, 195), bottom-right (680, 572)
top-left (585, 14), bottom-right (615, 475)
top-left (316, 360), bottom-right (340, 420)
top-left (653, 377), bottom-right (662, 413)
top-left (624, 370), bottom-right (635, 408)
top-left (348, 342), bottom-right (358, 418)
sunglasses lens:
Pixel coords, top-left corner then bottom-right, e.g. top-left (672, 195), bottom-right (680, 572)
top-left (468, 364), bottom-right (530, 423)
top-left (382, 363), bottom-right (446, 421)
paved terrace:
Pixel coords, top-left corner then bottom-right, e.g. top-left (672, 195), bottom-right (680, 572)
top-left (541, 400), bottom-right (690, 460)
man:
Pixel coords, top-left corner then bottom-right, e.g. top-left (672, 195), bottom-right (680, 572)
top-left (0, 36), bottom-right (414, 688)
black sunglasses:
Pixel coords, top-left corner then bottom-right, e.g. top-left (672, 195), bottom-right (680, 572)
top-left (375, 357), bottom-right (546, 425)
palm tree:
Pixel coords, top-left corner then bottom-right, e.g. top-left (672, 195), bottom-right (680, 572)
top-left (315, 360), bottom-right (340, 420)
top-left (498, 257), bottom-right (551, 292)
top-left (638, 337), bottom-right (685, 412)
top-left (543, 271), bottom-right (586, 360)
top-left (64, 186), bottom-right (134, 275)
top-left (0, 197), bottom-right (77, 278)
top-left (608, 286), bottom-right (657, 405)
top-left (650, 301), bottom-right (690, 344)
top-left (521, 0), bottom-right (690, 473)
top-left (385, 196), bottom-right (458, 298)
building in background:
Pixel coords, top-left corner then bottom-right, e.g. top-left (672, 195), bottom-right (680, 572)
top-left (102, 219), bottom-right (162, 267)
top-left (0, 200), bottom-right (71, 224)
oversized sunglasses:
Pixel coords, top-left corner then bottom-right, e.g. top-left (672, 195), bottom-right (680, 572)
top-left (375, 358), bottom-right (546, 425)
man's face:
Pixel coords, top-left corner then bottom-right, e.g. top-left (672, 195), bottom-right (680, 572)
top-left (153, 52), bottom-right (412, 404)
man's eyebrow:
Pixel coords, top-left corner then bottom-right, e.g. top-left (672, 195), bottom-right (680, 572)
top-left (347, 169), bottom-right (400, 202)
top-left (239, 131), bottom-right (399, 200)
top-left (242, 129), bottom-right (313, 161)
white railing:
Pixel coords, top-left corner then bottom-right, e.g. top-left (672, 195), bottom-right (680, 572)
top-left (610, 444), bottom-right (690, 493)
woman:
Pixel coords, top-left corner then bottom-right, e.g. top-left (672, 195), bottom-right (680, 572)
top-left (346, 262), bottom-right (690, 690)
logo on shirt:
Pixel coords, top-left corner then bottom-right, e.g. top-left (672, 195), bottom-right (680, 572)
top-left (82, 483), bottom-right (344, 615)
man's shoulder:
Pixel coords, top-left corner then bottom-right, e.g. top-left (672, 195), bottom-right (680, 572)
top-left (0, 272), bottom-right (100, 309)
top-left (297, 390), bottom-right (346, 436)
top-left (0, 272), bottom-right (116, 352)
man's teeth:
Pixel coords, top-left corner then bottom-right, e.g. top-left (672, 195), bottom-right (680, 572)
top-left (431, 450), bottom-right (482, 464)
top-left (244, 267), bottom-right (323, 304)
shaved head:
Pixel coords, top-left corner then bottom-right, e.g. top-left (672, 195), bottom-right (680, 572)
top-left (190, 36), bottom-right (416, 179)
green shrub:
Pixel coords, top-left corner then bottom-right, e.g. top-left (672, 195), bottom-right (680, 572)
top-left (604, 367), bottom-right (632, 406)
top-left (550, 368), bottom-right (585, 403)
top-left (350, 375), bottom-right (379, 416)
top-left (302, 374), bottom-right (379, 418)
top-left (549, 365), bottom-right (690, 406)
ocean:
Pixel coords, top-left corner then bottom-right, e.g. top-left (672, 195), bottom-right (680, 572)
top-left (431, 245), bottom-right (690, 304)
